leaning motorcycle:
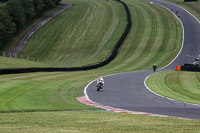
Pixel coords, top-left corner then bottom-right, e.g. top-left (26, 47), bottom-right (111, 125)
top-left (96, 82), bottom-right (103, 91)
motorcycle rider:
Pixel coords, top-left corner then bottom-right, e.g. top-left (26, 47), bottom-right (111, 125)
top-left (153, 64), bottom-right (157, 72)
top-left (178, 13), bottom-right (180, 18)
top-left (97, 76), bottom-right (104, 87)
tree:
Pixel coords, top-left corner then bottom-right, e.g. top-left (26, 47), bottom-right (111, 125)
top-left (33, 0), bottom-right (45, 16)
top-left (20, 0), bottom-right (36, 22)
top-left (44, 0), bottom-right (55, 9)
top-left (6, 0), bottom-right (26, 31)
top-left (53, 0), bottom-right (62, 5)
top-left (0, 0), bottom-right (8, 2)
top-left (0, 22), bottom-right (5, 47)
top-left (0, 9), bottom-right (16, 48)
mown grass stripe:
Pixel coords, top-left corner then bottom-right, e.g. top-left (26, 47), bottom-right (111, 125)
top-left (101, 0), bottom-right (182, 72)
top-left (147, 71), bottom-right (200, 105)
top-left (20, 0), bottom-right (123, 67)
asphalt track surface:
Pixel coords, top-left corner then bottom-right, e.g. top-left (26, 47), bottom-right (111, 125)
top-left (86, 0), bottom-right (200, 119)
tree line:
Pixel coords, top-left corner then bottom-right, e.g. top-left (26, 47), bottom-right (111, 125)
top-left (0, 0), bottom-right (61, 49)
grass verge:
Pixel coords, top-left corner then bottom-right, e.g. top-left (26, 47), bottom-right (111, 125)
top-left (1, 111), bottom-right (200, 132)
top-left (0, 71), bottom-right (102, 112)
top-left (146, 71), bottom-right (200, 105)
top-left (0, 57), bottom-right (49, 68)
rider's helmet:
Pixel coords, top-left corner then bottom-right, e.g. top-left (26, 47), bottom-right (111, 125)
top-left (99, 76), bottom-right (104, 83)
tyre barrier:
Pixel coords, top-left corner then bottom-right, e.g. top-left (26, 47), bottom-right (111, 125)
top-left (184, 0), bottom-right (198, 2)
top-left (0, 0), bottom-right (131, 75)
top-left (180, 64), bottom-right (200, 72)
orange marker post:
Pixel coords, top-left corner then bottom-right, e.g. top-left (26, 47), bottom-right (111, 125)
top-left (176, 65), bottom-right (181, 71)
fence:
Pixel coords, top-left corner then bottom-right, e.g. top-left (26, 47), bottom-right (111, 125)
top-left (0, 51), bottom-right (100, 67)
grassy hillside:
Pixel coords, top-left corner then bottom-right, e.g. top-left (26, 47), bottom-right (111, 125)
top-left (0, 57), bottom-right (49, 68)
top-left (17, 0), bottom-right (182, 70)
top-left (19, 0), bottom-right (124, 66)
top-left (146, 71), bottom-right (200, 105)
top-left (99, 0), bottom-right (182, 72)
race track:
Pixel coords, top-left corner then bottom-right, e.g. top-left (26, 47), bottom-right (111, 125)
top-left (86, 0), bottom-right (200, 119)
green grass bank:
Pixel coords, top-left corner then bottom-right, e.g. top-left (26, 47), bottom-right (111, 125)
top-left (19, 0), bottom-right (123, 66)
top-left (1, 111), bottom-right (200, 132)
top-left (101, 0), bottom-right (182, 72)
top-left (8, 0), bottom-right (182, 70)
top-left (146, 71), bottom-right (200, 105)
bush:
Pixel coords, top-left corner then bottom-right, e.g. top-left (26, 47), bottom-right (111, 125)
top-left (0, 9), bottom-right (16, 48)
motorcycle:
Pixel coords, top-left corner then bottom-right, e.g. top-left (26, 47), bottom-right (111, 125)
top-left (153, 65), bottom-right (157, 72)
top-left (96, 82), bottom-right (103, 91)
top-left (153, 67), bottom-right (156, 72)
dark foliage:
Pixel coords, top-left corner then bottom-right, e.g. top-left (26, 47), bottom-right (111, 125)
top-left (0, 9), bottom-right (16, 48)
top-left (33, 0), bottom-right (45, 16)
top-left (0, 0), bottom-right (8, 2)
top-left (21, 0), bottom-right (36, 22)
top-left (7, 0), bottom-right (26, 31)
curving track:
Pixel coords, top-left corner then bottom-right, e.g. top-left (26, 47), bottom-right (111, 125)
top-left (85, 0), bottom-right (200, 119)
